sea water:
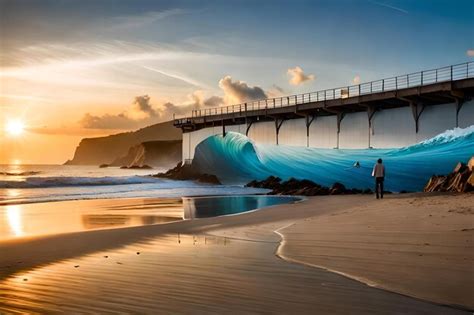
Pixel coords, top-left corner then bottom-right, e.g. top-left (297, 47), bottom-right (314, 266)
top-left (0, 164), bottom-right (269, 205)
top-left (193, 126), bottom-right (474, 192)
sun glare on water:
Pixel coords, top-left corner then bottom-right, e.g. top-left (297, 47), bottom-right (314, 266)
top-left (5, 120), bottom-right (25, 136)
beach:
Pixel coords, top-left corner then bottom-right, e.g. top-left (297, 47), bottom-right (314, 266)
top-left (1, 193), bottom-right (472, 313)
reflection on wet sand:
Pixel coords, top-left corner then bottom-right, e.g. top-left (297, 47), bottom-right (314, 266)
top-left (5, 205), bottom-right (23, 237)
top-left (0, 198), bottom-right (184, 240)
top-left (183, 195), bottom-right (299, 219)
top-left (0, 196), bottom-right (297, 241)
top-left (0, 234), bottom-right (461, 314)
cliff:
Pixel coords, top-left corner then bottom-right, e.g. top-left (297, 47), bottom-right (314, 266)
top-left (111, 140), bottom-right (182, 169)
top-left (66, 121), bottom-right (182, 165)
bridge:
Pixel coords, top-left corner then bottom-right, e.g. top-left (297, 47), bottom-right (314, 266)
top-left (174, 62), bottom-right (474, 161)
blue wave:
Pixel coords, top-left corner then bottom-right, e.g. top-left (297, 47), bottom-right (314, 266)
top-left (192, 126), bottom-right (474, 192)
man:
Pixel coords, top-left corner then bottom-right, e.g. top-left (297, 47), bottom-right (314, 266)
top-left (372, 158), bottom-right (385, 199)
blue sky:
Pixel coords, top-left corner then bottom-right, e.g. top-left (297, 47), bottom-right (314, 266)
top-left (1, 0), bottom-right (474, 163)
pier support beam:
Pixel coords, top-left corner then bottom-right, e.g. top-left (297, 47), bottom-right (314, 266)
top-left (445, 90), bottom-right (466, 127)
top-left (295, 112), bottom-right (316, 147)
top-left (455, 99), bottom-right (465, 127)
top-left (305, 115), bottom-right (316, 147)
top-left (365, 105), bottom-right (377, 148)
top-left (409, 102), bottom-right (425, 133)
top-left (336, 113), bottom-right (345, 149)
top-left (273, 118), bottom-right (286, 145)
top-left (245, 118), bottom-right (254, 136)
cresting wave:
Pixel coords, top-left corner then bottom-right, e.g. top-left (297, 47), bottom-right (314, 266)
top-left (0, 175), bottom-right (162, 189)
top-left (192, 126), bottom-right (474, 192)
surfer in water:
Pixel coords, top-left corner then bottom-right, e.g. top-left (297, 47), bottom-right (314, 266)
top-left (372, 158), bottom-right (385, 199)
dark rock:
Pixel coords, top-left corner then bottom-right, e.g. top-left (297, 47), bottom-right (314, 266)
top-left (424, 156), bottom-right (474, 193)
top-left (245, 177), bottom-right (364, 196)
top-left (153, 162), bottom-right (221, 185)
top-left (330, 182), bottom-right (347, 195)
top-left (99, 164), bottom-right (109, 168)
top-left (196, 174), bottom-right (221, 185)
top-left (468, 157), bottom-right (474, 172)
top-left (453, 162), bottom-right (467, 174)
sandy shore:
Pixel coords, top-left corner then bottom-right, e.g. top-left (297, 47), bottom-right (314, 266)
top-left (278, 193), bottom-right (474, 310)
top-left (0, 193), bottom-right (472, 313)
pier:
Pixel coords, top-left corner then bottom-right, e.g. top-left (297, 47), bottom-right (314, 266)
top-left (174, 62), bottom-right (474, 161)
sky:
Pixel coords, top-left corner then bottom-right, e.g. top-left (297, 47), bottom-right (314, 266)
top-left (1, 0), bottom-right (473, 164)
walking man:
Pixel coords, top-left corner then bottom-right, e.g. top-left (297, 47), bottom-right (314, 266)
top-left (372, 158), bottom-right (385, 199)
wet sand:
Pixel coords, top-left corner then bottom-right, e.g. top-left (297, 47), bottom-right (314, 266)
top-left (278, 193), bottom-right (474, 310)
top-left (0, 194), bottom-right (472, 313)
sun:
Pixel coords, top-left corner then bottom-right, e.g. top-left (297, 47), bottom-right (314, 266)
top-left (5, 120), bottom-right (25, 136)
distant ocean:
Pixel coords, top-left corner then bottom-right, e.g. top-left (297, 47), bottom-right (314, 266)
top-left (0, 165), bottom-right (268, 205)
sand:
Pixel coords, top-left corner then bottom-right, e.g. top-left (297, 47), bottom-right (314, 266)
top-left (278, 193), bottom-right (474, 310)
top-left (0, 193), bottom-right (472, 313)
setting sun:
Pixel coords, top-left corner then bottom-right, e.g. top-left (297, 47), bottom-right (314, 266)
top-left (5, 120), bottom-right (25, 136)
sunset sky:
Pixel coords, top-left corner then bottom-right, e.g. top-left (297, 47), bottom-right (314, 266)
top-left (1, 0), bottom-right (473, 164)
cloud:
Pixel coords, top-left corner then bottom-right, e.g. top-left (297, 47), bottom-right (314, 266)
top-left (266, 84), bottom-right (286, 98)
top-left (142, 65), bottom-right (202, 87)
top-left (109, 9), bottom-right (186, 30)
top-left (369, 1), bottom-right (409, 14)
top-left (218, 76), bottom-right (267, 103)
top-left (287, 66), bottom-right (315, 85)
top-left (132, 95), bottom-right (158, 117)
top-left (352, 75), bottom-right (361, 84)
top-left (204, 96), bottom-right (225, 107)
top-left (467, 49), bottom-right (474, 57)
top-left (79, 93), bottom-right (211, 129)
top-left (80, 94), bottom-right (160, 129)
top-left (79, 112), bottom-right (148, 130)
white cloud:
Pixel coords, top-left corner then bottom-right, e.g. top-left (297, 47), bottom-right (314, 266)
top-left (109, 9), bottom-right (186, 30)
top-left (287, 66), bottom-right (315, 85)
top-left (218, 76), bottom-right (267, 103)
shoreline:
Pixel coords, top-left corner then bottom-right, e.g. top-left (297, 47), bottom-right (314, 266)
top-left (1, 193), bottom-right (472, 313)
top-left (276, 193), bottom-right (474, 310)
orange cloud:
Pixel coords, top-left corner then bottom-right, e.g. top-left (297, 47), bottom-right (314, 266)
top-left (287, 66), bottom-right (315, 85)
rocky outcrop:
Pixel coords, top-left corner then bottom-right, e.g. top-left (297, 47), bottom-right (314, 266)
top-left (153, 162), bottom-right (221, 185)
top-left (111, 140), bottom-right (181, 169)
top-left (65, 121), bottom-right (182, 165)
top-left (424, 157), bottom-right (474, 193)
top-left (246, 176), bottom-right (373, 196)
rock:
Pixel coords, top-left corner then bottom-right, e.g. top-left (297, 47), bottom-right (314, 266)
top-left (245, 177), bottom-right (365, 196)
top-left (423, 157), bottom-right (474, 193)
top-left (466, 173), bottom-right (474, 192)
top-left (99, 164), bottom-right (109, 168)
top-left (330, 182), bottom-right (347, 195)
top-left (468, 156), bottom-right (474, 171)
top-left (196, 174), bottom-right (221, 185)
top-left (453, 162), bottom-right (467, 174)
top-left (126, 164), bottom-right (153, 169)
top-left (424, 175), bottom-right (447, 192)
top-left (153, 162), bottom-right (221, 185)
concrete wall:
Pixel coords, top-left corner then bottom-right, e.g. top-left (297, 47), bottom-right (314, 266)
top-left (417, 103), bottom-right (457, 142)
top-left (458, 99), bottom-right (474, 129)
top-left (278, 118), bottom-right (307, 147)
top-left (371, 107), bottom-right (416, 148)
top-left (309, 116), bottom-right (338, 148)
top-left (339, 112), bottom-right (369, 149)
top-left (247, 121), bottom-right (276, 145)
top-left (182, 101), bottom-right (474, 161)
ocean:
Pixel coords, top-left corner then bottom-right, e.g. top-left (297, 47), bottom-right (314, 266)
top-left (0, 164), bottom-right (269, 205)
top-left (193, 126), bottom-right (474, 192)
